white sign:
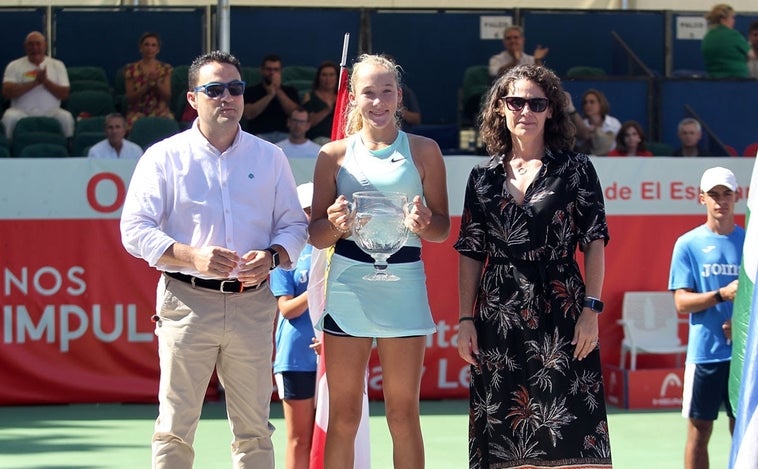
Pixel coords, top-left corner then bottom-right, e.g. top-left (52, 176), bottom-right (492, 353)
top-left (480, 15), bottom-right (512, 40)
top-left (676, 16), bottom-right (707, 40)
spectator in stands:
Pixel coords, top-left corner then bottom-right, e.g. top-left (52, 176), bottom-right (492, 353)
top-left (87, 113), bottom-right (143, 159)
top-left (1, 31), bottom-right (74, 139)
top-left (124, 32), bottom-right (174, 129)
top-left (302, 61), bottom-right (338, 144)
top-left (748, 20), bottom-right (758, 78)
top-left (399, 82), bottom-right (422, 132)
top-left (669, 166), bottom-right (742, 469)
top-left (702, 4), bottom-right (749, 78)
top-left (607, 121), bottom-right (653, 156)
top-left (673, 118), bottom-right (712, 157)
top-left (488, 25), bottom-right (549, 78)
top-left (566, 89), bottom-right (621, 156)
top-left (243, 54), bottom-right (300, 143)
top-left (382, 55), bottom-right (422, 132)
top-left (276, 108), bottom-right (321, 158)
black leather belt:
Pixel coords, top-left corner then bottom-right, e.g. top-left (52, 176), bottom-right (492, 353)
top-left (165, 271), bottom-right (266, 293)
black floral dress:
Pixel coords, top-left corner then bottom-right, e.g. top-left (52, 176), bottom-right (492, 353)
top-left (454, 149), bottom-right (612, 469)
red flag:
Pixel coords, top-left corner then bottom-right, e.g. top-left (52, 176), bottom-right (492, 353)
top-left (330, 34), bottom-right (351, 142)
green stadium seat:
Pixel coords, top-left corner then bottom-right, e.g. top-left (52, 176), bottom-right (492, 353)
top-left (282, 66), bottom-right (316, 83)
top-left (129, 116), bottom-right (180, 150)
top-left (460, 65), bottom-right (491, 126)
top-left (69, 80), bottom-right (111, 93)
top-left (67, 66), bottom-right (108, 85)
top-left (647, 141), bottom-right (675, 156)
top-left (65, 90), bottom-right (116, 118)
top-left (17, 142), bottom-right (69, 158)
top-left (242, 67), bottom-right (262, 86)
top-left (71, 132), bottom-right (105, 157)
top-left (13, 116), bottom-right (63, 138)
top-left (75, 115), bottom-right (107, 135)
top-left (171, 65), bottom-right (190, 120)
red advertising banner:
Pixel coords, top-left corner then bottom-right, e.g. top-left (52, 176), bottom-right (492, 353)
top-left (0, 157), bottom-right (752, 404)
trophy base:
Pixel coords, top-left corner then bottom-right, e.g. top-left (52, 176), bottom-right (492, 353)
top-left (362, 271), bottom-right (400, 282)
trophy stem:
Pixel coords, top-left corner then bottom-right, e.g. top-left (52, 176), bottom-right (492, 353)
top-left (364, 257), bottom-right (400, 281)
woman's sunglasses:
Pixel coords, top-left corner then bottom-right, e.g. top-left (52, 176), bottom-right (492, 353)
top-left (193, 80), bottom-right (246, 98)
top-left (502, 96), bottom-right (550, 113)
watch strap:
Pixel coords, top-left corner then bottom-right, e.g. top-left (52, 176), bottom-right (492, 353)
top-left (583, 297), bottom-right (604, 313)
top-left (265, 248), bottom-right (280, 270)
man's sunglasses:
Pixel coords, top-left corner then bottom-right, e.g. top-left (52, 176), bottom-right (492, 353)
top-left (193, 80), bottom-right (246, 98)
top-left (502, 96), bottom-right (550, 113)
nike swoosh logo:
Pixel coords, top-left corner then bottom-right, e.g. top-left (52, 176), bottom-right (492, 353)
top-left (702, 246), bottom-right (715, 253)
top-left (390, 157), bottom-right (404, 163)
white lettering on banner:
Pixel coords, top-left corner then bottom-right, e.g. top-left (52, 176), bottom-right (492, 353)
top-left (702, 263), bottom-right (740, 277)
top-left (3, 304), bottom-right (153, 352)
top-left (3, 266), bottom-right (87, 296)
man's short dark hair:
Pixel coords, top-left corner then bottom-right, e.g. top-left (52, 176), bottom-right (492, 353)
top-left (261, 54), bottom-right (281, 67)
top-left (188, 51), bottom-right (242, 88)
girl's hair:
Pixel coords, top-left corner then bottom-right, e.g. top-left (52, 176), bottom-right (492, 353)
top-left (706, 4), bottom-right (734, 26)
top-left (312, 61), bottom-right (339, 92)
top-left (343, 54), bottom-right (402, 136)
top-left (615, 120), bottom-right (649, 154)
top-left (478, 64), bottom-right (575, 157)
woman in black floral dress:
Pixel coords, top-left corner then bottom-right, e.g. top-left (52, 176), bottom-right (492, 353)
top-left (455, 65), bottom-right (612, 469)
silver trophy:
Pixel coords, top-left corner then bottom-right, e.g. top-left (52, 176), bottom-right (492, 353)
top-left (350, 191), bottom-right (410, 281)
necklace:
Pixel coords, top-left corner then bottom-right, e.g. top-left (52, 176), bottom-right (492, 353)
top-left (517, 166), bottom-right (527, 175)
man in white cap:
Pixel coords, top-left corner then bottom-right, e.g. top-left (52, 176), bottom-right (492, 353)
top-left (668, 166), bottom-right (744, 469)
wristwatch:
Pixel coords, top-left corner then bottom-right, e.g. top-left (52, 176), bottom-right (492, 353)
top-left (583, 297), bottom-right (604, 313)
top-left (265, 248), bottom-right (280, 270)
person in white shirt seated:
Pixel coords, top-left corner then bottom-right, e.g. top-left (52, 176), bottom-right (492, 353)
top-left (88, 113), bottom-right (144, 159)
top-left (275, 108), bottom-right (321, 158)
top-left (489, 25), bottom-right (549, 79)
top-left (1, 31), bottom-right (75, 139)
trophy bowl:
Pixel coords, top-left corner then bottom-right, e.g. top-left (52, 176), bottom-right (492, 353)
top-left (350, 191), bottom-right (410, 281)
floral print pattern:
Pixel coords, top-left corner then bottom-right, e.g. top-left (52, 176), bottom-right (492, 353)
top-left (455, 149), bottom-right (612, 468)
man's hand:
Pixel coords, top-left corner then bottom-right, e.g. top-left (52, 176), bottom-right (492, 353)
top-left (533, 45), bottom-right (550, 61)
top-left (191, 246), bottom-right (239, 278)
top-left (236, 249), bottom-right (272, 286)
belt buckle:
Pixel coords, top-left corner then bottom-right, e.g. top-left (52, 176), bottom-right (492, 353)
top-left (219, 279), bottom-right (241, 293)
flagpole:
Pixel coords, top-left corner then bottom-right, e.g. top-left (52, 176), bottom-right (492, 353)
top-left (340, 33), bottom-right (350, 68)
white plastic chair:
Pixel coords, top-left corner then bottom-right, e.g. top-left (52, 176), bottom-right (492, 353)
top-left (618, 291), bottom-right (688, 370)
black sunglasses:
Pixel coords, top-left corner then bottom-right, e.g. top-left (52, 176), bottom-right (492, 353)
top-left (193, 80), bottom-right (246, 98)
top-left (502, 96), bottom-right (550, 113)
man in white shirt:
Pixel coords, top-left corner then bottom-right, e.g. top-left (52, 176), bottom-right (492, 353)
top-left (1, 31), bottom-right (74, 138)
top-left (276, 107), bottom-right (321, 158)
top-left (120, 51), bottom-right (308, 469)
top-left (87, 113), bottom-right (143, 159)
top-left (489, 25), bottom-right (549, 78)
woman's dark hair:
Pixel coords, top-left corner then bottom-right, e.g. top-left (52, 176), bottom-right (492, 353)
top-left (615, 120), bottom-right (649, 154)
top-left (139, 32), bottom-right (161, 48)
top-left (312, 60), bottom-right (339, 92)
top-left (478, 64), bottom-right (575, 157)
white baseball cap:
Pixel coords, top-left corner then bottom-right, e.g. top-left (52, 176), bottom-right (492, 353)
top-left (297, 182), bottom-right (314, 209)
top-left (700, 167), bottom-right (737, 192)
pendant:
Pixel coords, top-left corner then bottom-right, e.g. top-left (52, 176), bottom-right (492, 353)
top-left (517, 167), bottom-right (527, 175)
